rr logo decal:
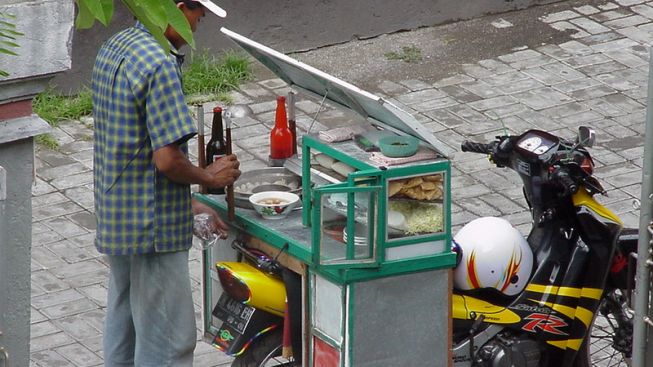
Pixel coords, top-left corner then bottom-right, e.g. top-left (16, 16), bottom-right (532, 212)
top-left (522, 313), bottom-right (568, 335)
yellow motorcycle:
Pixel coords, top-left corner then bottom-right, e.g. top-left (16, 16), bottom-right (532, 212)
top-left (211, 127), bottom-right (636, 367)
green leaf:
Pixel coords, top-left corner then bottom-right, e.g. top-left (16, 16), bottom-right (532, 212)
top-left (0, 40), bottom-right (19, 48)
top-left (163, 0), bottom-right (195, 49)
top-left (76, 0), bottom-right (111, 26)
top-left (0, 31), bottom-right (17, 41)
top-left (138, 0), bottom-right (167, 28)
top-left (123, 0), bottom-right (169, 53)
top-left (0, 20), bottom-right (17, 28)
top-left (0, 28), bottom-right (22, 37)
top-left (0, 48), bottom-right (19, 56)
top-left (75, 0), bottom-right (96, 29)
top-left (100, 0), bottom-right (114, 23)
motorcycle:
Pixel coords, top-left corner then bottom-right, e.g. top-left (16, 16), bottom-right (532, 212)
top-left (208, 126), bottom-right (637, 367)
top-left (452, 127), bottom-right (635, 367)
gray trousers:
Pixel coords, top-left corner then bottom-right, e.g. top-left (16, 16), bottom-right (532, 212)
top-left (103, 251), bottom-right (196, 367)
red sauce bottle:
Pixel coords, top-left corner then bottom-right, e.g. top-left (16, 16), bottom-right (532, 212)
top-left (270, 96), bottom-right (293, 159)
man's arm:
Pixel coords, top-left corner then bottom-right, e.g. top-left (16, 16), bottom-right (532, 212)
top-left (152, 143), bottom-right (240, 189)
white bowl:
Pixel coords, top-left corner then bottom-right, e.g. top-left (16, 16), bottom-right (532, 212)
top-left (248, 191), bottom-right (300, 220)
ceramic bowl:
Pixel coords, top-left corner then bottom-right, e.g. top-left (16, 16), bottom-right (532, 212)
top-left (378, 135), bottom-right (420, 157)
top-left (249, 191), bottom-right (300, 220)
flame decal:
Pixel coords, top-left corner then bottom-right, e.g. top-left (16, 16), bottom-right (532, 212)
top-left (466, 250), bottom-right (481, 288)
top-left (499, 250), bottom-right (522, 292)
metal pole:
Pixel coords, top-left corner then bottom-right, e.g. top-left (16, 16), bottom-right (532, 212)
top-left (0, 167), bottom-right (7, 367)
top-left (632, 49), bottom-right (653, 367)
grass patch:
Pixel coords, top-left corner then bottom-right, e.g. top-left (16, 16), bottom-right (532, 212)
top-left (183, 50), bottom-right (252, 102)
top-left (385, 45), bottom-right (423, 63)
top-left (35, 134), bottom-right (59, 150)
top-left (31, 50), bottom-right (251, 149)
top-left (33, 87), bottom-right (93, 127)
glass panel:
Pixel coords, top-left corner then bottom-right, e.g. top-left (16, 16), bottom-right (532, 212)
top-left (320, 189), bottom-right (377, 264)
top-left (386, 173), bottom-right (445, 240)
top-left (313, 274), bottom-right (343, 343)
top-left (385, 240), bottom-right (446, 261)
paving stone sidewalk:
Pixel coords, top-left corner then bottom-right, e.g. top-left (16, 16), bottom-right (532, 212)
top-left (29, 0), bottom-right (649, 365)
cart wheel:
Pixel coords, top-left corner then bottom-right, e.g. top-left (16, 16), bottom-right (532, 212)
top-left (231, 329), bottom-right (296, 367)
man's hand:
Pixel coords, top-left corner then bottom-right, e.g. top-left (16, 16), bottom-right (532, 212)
top-left (205, 154), bottom-right (241, 189)
top-left (192, 199), bottom-right (229, 239)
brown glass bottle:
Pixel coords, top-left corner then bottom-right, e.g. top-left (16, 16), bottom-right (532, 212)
top-left (206, 107), bottom-right (227, 195)
top-left (270, 96), bottom-right (293, 160)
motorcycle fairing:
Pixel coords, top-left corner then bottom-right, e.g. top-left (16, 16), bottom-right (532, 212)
top-left (216, 261), bottom-right (287, 317)
top-left (571, 187), bottom-right (622, 226)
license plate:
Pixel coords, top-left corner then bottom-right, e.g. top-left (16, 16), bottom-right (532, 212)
top-left (213, 293), bottom-right (255, 335)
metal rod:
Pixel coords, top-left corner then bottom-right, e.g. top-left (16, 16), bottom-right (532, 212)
top-left (0, 346), bottom-right (9, 367)
top-left (645, 317), bottom-right (653, 327)
top-left (288, 91), bottom-right (297, 156)
top-left (632, 48), bottom-right (653, 367)
top-left (225, 116), bottom-right (235, 221)
top-left (196, 105), bottom-right (207, 194)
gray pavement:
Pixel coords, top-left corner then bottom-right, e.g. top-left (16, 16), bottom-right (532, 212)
top-left (30, 0), bottom-right (648, 365)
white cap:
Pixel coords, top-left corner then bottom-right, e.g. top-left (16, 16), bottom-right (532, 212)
top-left (193, 0), bottom-right (227, 18)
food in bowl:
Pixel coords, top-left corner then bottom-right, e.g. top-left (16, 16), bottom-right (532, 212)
top-left (249, 191), bottom-right (300, 220)
top-left (256, 197), bottom-right (289, 205)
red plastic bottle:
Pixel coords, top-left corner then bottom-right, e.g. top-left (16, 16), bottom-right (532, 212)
top-left (270, 96), bottom-right (293, 159)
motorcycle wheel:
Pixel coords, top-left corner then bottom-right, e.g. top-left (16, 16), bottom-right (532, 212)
top-left (231, 329), bottom-right (296, 367)
top-left (574, 288), bottom-right (633, 367)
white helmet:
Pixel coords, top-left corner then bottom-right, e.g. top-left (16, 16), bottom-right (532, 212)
top-left (453, 217), bottom-right (533, 296)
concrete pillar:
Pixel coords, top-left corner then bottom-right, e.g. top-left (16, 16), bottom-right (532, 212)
top-left (0, 1), bottom-right (73, 366)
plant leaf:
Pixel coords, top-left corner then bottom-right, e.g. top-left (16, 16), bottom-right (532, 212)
top-left (75, 0), bottom-right (96, 29)
top-left (0, 40), bottom-right (19, 48)
top-left (122, 0), bottom-right (169, 53)
top-left (0, 28), bottom-right (23, 37)
top-left (76, 0), bottom-right (111, 26)
top-left (0, 48), bottom-right (19, 56)
top-left (163, 0), bottom-right (195, 49)
top-left (137, 0), bottom-right (167, 28)
top-left (0, 20), bottom-right (17, 28)
top-left (100, 0), bottom-right (114, 23)
top-left (0, 31), bottom-right (17, 41)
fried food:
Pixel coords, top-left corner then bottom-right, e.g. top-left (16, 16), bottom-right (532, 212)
top-left (388, 174), bottom-right (444, 201)
top-left (388, 180), bottom-right (404, 197)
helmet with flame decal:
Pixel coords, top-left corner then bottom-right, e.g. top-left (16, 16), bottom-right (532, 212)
top-left (453, 217), bottom-right (533, 296)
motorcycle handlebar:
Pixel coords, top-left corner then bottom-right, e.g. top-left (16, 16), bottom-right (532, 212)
top-left (461, 141), bottom-right (494, 154)
top-left (553, 169), bottom-right (579, 196)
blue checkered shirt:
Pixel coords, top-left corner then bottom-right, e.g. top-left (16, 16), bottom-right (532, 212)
top-left (92, 23), bottom-right (197, 255)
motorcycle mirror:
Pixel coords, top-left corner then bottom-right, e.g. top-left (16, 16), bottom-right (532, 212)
top-left (577, 126), bottom-right (595, 148)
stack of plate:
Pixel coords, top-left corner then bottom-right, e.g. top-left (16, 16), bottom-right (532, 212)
top-left (342, 223), bottom-right (368, 246)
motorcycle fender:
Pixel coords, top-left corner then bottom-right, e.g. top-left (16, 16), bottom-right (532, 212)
top-left (212, 293), bottom-right (283, 356)
top-left (452, 294), bottom-right (521, 324)
top-left (216, 261), bottom-right (287, 317)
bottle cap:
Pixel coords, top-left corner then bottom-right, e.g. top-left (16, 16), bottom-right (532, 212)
top-left (213, 106), bottom-right (223, 113)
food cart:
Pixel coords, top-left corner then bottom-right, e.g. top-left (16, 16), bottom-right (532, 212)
top-left (195, 28), bottom-right (457, 367)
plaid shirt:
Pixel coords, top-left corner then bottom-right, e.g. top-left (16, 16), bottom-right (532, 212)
top-left (92, 23), bottom-right (197, 255)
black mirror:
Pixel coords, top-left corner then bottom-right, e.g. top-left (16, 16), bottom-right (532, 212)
top-left (578, 126), bottom-right (595, 148)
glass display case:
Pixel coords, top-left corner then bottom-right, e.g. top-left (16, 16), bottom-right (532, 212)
top-left (301, 133), bottom-right (451, 272)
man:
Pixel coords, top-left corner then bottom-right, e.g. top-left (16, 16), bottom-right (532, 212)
top-left (91, 1), bottom-right (238, 366)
